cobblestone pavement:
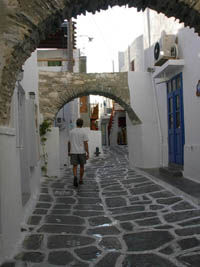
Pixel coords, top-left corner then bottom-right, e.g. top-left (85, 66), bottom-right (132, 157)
top-left (2, 146), bottom-right (200, 267)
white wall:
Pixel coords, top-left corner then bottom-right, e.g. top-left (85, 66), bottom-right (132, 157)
top-left (0, 128), bottom-right (22, 261)
top-left (177, 28), bottom-right (200, 181)
top-left (45, 127), bottom-right (60, 177)
top-left (119, 9), bottom-right (200, 182)
top-left (155, 81), bottom-right (168, 166)
top-left (144, 10), bottom-right (200, 182)
top-left (87, 129), bottom-right (103, 157)
top-left (20, 51), bottom-right (41, 198)
top-left (0, 50), bottom-right (43, 262)
top-left (121, 35), bottom-right (144, 72)
top-left (128, 71), bottom-right (160, 168)
top-left (37, 49), bottom-right (80, 73)
top-left (21, 51), bottom-right (39, 103)
top-left (59, 127), bottom-right (69, 166)
top-left (143, 9), bottom-right (183, 49)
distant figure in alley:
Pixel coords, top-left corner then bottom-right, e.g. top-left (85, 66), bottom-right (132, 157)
top-left (68, 118), bottom-right (89, 187)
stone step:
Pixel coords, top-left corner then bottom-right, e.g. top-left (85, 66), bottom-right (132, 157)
top-left (159, 166), bottom-right (183, 178)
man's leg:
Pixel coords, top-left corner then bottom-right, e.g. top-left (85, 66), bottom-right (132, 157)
top-left (73, 164), bottom-right (78, 187)
top-left (73, 164), bottom-right (78, 177)
top-left (79, 164), bottom-right (84, 184)
top-left (71, 154), bottom-right (78, 187)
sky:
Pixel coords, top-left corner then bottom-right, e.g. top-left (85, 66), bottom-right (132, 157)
top-left (76, 6), bottom-right (144, 73)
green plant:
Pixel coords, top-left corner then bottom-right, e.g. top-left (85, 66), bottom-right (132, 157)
top-left (40, 120), bottom-right (52, 137)
top-left (40, 120), bottom-right (51, 176)
top-left (41, 165), bottom-right (47, 173)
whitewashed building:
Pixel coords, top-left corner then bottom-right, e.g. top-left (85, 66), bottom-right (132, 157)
top-left (0, 43), bottom-right (102, 263)
top-left (120, 9), bottom-right (200, 183)
top-left (0, 50), bottom-right (41, 262)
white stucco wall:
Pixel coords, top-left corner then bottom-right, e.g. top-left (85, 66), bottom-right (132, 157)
top-left (21, 51), bottom-right (39, 103)
top-left (177, 27), bottom-right (200, 181)
top-left (128, 71), bottom-right (160, 168)
top-left (88, 129), bottom-right (103, 157)
top-left (20, 51), bottom-right (41, 198)
top-left (120, 35), bottom-right (144, 72)
top-left (144, 10), bottom-right (200, 182)
top-left (59, 127), bottom-right (69, 166)
top-left (0, 128), bottom-right (22, 260)
top-left (143, 9), bottom-right (183, 49)
top-left (37, 49), bottom-right (80, 73)
top-left (154, 81), bottom-right (169, 166)
top-left (45, 127), bottom-right (60, 177)
top-left (0, 50), bottom-right (42, 262)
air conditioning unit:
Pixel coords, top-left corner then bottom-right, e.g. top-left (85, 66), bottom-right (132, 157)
top-left (154, 33), bottom-right (178, 66)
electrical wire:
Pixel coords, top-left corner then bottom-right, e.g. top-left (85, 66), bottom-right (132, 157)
top-left (90, 15), bottom-right (115, 67)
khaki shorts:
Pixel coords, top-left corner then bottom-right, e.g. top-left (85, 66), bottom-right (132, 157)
top-left (70, 154), bottom-right (86, 166)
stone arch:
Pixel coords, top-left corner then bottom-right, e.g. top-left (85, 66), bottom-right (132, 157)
top-left (1, 0), bottom-right (200, 125)
top-left (39, 71), bottom-right (141, 124)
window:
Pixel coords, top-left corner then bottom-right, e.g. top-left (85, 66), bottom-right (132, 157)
top-left (48, 61), bottom-right (62, 66)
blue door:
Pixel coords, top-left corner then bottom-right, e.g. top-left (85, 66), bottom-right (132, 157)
top-left (167, 73), bottom-right (185, 165)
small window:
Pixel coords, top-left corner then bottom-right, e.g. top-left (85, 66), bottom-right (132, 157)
top-left (130, 60), bottom-right (135, 71)
top-left (48, 61), bottom-right (62, 66)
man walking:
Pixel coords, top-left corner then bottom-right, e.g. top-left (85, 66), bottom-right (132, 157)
top-left (68, 118), bottom-right (89, 187)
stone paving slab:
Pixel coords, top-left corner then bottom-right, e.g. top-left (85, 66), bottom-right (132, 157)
top-left (1, 146), bottom-right (200, 267)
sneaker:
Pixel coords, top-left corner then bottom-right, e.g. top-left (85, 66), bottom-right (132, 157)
top-left (73, 176), bottom-right (78, 187)
top-left (79, 180), bottom-right (83, 185)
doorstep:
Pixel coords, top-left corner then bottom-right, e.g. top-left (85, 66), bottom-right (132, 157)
top-left (139, 168), bottom-right (200, 206)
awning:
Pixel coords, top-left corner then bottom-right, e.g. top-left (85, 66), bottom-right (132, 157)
top-left (153, 59), bottom-right (185, 82)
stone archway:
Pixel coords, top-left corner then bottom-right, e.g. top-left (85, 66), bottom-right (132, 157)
top-left (1, 0), bottom-right (200, 125)
top-left (39, 71), bottom-right (140, 124)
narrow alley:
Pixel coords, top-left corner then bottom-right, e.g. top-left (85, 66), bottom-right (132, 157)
top-left (2, 146), bottom-right (200, 267)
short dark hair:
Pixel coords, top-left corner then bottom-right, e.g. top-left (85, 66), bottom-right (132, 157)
top-left (76, 118), bottom-right (83, 127)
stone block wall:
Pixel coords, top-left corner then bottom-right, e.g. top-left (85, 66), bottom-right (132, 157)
top-left (39, 71), bottom-right (140, 124)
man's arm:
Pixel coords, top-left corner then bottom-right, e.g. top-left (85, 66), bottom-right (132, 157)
top-left (84, 141), bottom-right (89, 160)
top-left (68, 142), bottom-right (71, 156)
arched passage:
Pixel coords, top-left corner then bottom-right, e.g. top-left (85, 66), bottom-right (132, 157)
top-left (0, 0), bottom-right (200, 125)
top-left (39, 71), bottom-right (140, 124)
top-left (1, 0), bottom-right (200, 125)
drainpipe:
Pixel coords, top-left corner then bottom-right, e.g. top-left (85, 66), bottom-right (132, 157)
top-left (147, 8), bottom-right (151, 47)
top-left (151, 75), bottom-right (164, 167)
top-left (147, 8), bottom-right (164, 166)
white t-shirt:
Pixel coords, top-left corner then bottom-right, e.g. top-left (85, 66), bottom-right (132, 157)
top-left (69, 127), bottom-right (89, 154)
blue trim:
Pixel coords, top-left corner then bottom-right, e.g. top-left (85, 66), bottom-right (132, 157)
top-left (167, 72), bottom-right (185, 165)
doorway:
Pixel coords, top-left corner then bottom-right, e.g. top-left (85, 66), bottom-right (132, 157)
top-left (167, 73), bottom-right (185, 165)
